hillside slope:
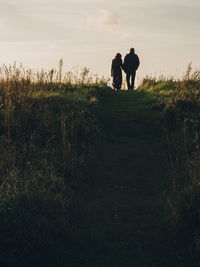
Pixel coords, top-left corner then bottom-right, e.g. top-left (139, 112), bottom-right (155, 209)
top-left (78, 89), bottom-right (198, 267)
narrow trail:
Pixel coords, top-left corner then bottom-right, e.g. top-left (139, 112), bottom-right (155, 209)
top-left (80, 89), bottom-right (197, 267)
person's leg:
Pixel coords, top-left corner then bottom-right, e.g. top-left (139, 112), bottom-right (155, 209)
top-left (126, 73), bottom-right (131, 90)
top-left (131, 71), bottom-right (136, 90)
top-left (114, 75), bottom-right (121, 91)
top-left (112, 77), bottom-right (115, 89)
top-left (118, 73), bottom-right (122, 90)
top-left (130, 71), bottom-right (136, 90)
top-left (113, 74), bottom-right (118, 90)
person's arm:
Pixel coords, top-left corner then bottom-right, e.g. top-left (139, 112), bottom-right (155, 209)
top-left (111, 60), bottom-right (114, 77)
top-left (124, 55), bottom-right (128, 65)
top-left (136, 55), bottom-right (140, 70)
top-left (122, 55), bottom-right (128, 73)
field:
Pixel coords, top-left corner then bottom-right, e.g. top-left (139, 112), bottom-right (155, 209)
top-left (0, 63), bottom-right (200, 266)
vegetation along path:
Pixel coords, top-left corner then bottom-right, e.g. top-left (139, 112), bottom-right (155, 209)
top-left (77, 89), bottom-right (198, 267)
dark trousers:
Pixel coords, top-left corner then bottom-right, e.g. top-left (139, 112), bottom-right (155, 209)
top-left (126, 71), bottom-right (136, 90)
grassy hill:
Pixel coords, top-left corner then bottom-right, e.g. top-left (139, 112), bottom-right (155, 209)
top-left (0, 64), bottom-right (199, 266)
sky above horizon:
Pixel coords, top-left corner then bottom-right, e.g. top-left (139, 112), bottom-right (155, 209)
top-left (0, 0), bottom-right (200, 83)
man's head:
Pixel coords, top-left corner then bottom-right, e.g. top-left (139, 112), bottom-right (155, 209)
top-left (130, 48), bottom-right (135, 53)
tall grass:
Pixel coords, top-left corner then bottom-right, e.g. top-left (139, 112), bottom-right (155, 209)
top-left (139, 65), bottom-right (200, 257)
top-left (0, 61), bottom-right (109, 263)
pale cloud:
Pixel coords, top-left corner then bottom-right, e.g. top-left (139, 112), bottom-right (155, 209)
top-left (98, 9), bottom-right (119, 26)
top-left (87, 9), bottom-right (119, 29)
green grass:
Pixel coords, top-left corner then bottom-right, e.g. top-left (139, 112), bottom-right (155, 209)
top-left (0, 63), bottom-right (200, 266)
top-left (72, 88), bottom-right (199, 267)
top-left (0, 64), bottom-right (107, 266)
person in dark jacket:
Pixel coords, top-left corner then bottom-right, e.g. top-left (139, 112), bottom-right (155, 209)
top-left (123, 48), bottom-right (140, 90)
top-left (111, 53), bottom-right (123, 90)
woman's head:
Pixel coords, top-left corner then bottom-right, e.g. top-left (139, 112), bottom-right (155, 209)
top-left (115, 53), bottom-right (122, 59)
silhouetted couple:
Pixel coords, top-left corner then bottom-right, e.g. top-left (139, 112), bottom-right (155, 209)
top-left (111, 48), bottom-right (140, 90)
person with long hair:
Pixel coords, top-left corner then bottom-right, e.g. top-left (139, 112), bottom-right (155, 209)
top-left (111, 53), bottom-right (123, 91)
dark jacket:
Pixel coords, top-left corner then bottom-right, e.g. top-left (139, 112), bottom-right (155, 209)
top-left (123, 52), bottom-right (140, 73)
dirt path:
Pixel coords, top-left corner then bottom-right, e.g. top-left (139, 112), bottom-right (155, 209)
top-left (78, 89), bottom-right (197, 267)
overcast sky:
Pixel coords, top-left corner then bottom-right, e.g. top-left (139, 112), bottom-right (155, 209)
top-left (0, 0), bottom-right (200, 82)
